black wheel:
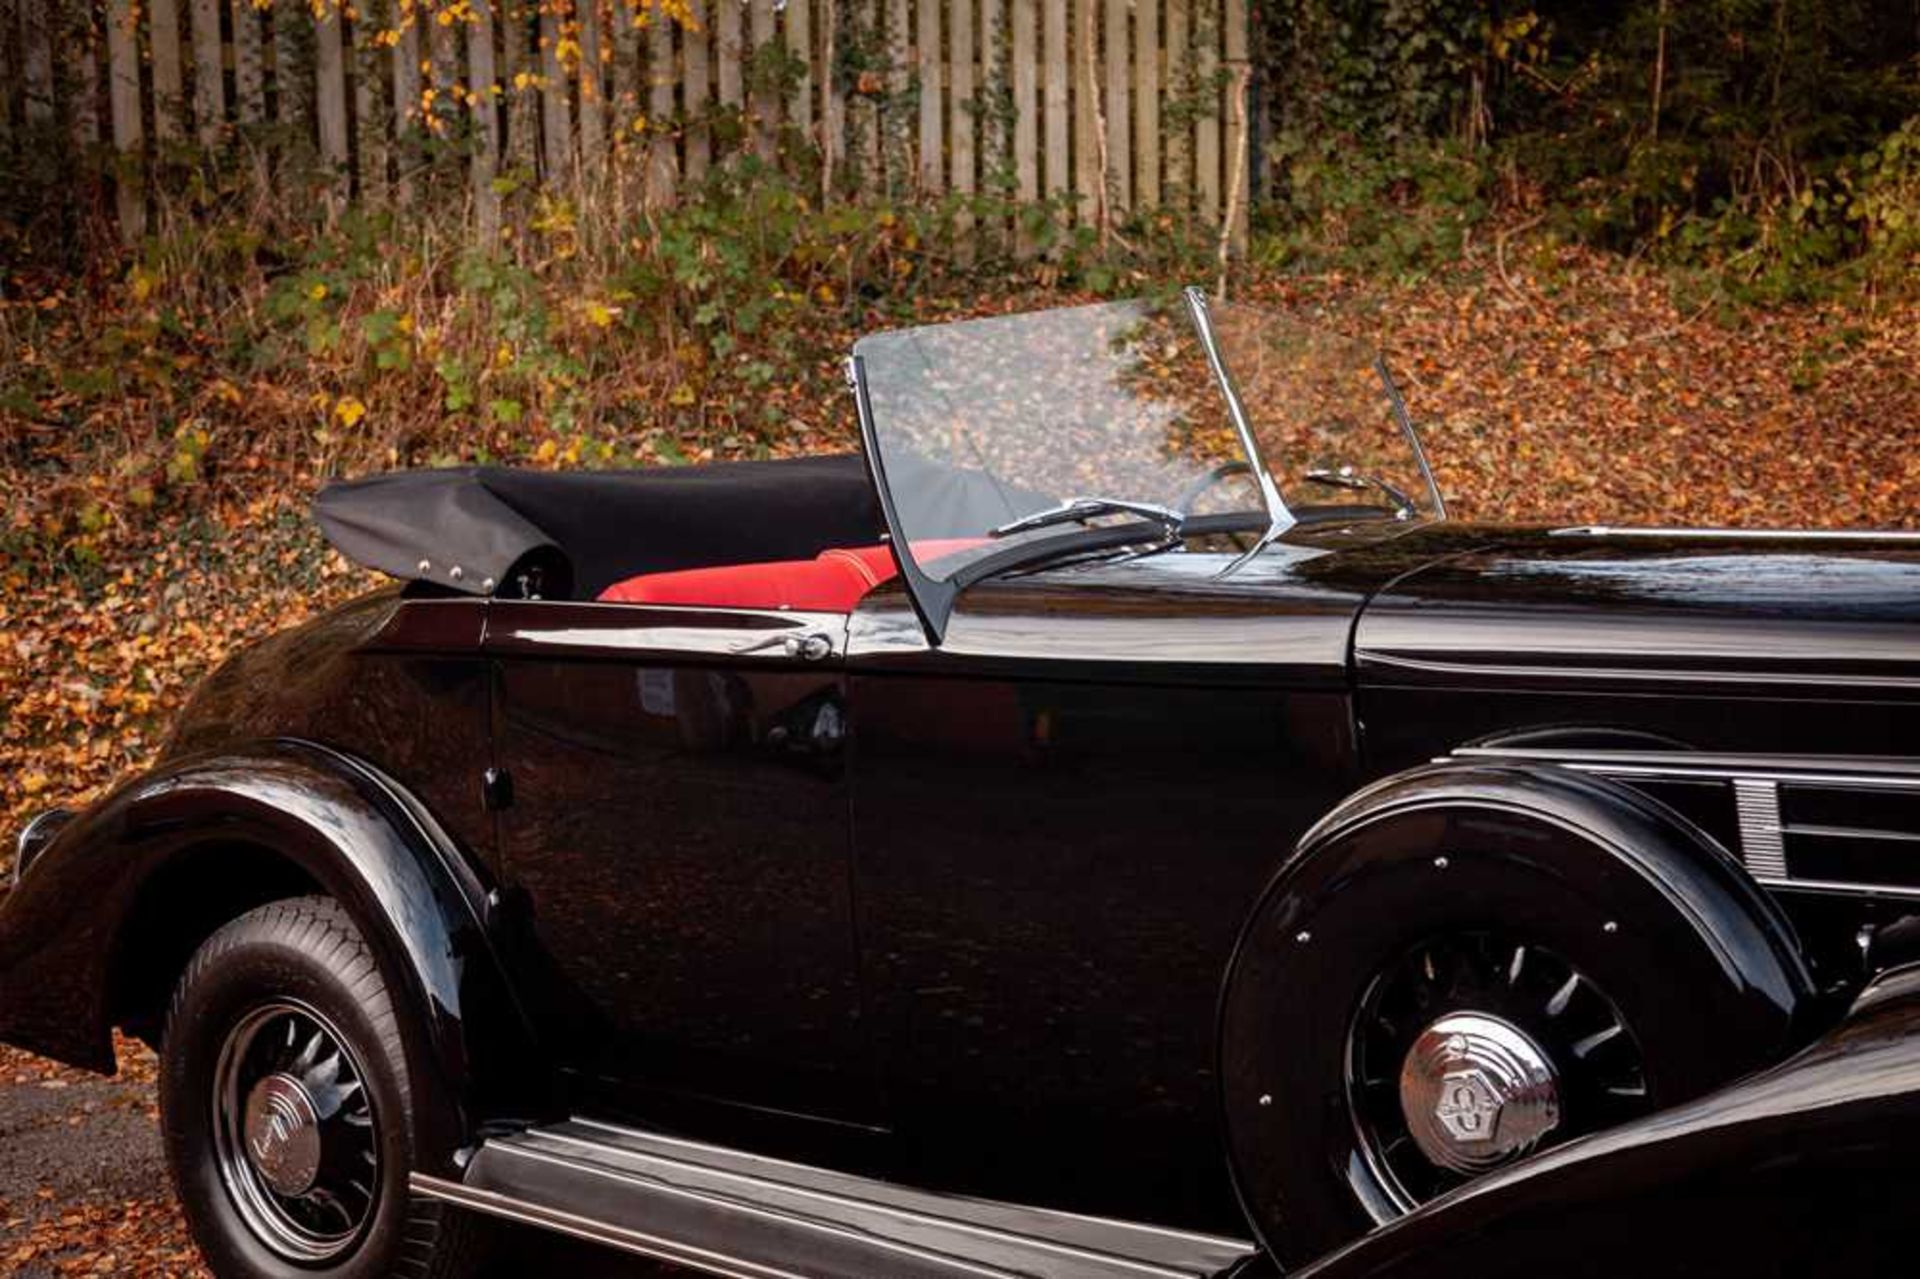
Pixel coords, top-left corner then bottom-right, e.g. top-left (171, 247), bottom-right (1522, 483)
top-left (1219, 776), bottom-right (1812, 1266)
top-left (160, 896), bottom-right (486, 1278)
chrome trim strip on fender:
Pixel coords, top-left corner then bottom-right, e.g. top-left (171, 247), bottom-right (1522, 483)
top-left (1450, 747), bottom-right (1920, 784)
top-left (1550, 525), bottom-right (1920, 542)
top-left (1370, 651), bottom-right (1920, 693)
top-left (1732, 779), bottom-right (1790, 879)
top-left (1448, 747), bottom-right (1920, 900)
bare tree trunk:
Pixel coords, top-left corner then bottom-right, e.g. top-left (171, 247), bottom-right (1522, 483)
top-left (1214, 62), bottom-right (1249, 302)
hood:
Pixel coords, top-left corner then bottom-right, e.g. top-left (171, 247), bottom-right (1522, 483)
top-left (1355, 529), bottom-right (1920, 696)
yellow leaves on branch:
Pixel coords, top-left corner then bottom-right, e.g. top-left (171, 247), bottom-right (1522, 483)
top-left (333, 397), bottom-right (368, 428)
top-left (321, 0), bottom-right (697, 46)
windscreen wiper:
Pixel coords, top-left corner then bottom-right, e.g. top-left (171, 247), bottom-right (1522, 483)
top-left (1304, 466), bottom-right (1417, 520)
top-left (989, 496), bottom-right (1186, 541)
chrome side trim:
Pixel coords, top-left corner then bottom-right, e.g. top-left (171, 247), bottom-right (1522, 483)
top-left (1733, 779), bottom-right (1789, 879)
top-left (1550, 525), bottom-right (1920, 542)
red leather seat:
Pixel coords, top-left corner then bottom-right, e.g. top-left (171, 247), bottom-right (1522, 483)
top-left (597, 540), bottom-right (987, 611)
top-left (598, 555), bottom-right (877, 611)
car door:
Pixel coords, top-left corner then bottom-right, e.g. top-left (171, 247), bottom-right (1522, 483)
top-left (484, 598), bottom-right (877, 1136)
top-left (843, 548), bottom-right (1369, 1229)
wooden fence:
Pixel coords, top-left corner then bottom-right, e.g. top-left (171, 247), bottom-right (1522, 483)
top-left (1, 0), bottom-right (1252, 249)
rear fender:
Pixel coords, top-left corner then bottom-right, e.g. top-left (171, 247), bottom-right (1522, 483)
top-left (0, 739), bottom-right (538, 1173)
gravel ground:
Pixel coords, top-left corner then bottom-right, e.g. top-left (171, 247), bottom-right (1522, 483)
top-left (0, 1037), bottom-right (674, 1277)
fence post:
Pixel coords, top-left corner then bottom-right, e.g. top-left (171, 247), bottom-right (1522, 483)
top-left (108, 0), bottom-right (146, 239)
top-left (1194, 0), bottom-right (1219, 225)
top-left (578, 0), bottom-right (606, 172)
top-left (1041, 0), bottom-right (1064, 219)
top-left (980, 0), bottom-right (1004, 247)
top-left (1010, 0), bottom-right (1034, 250)
top-left (471, 0), bottom-right (501, 235)
top-left (71, 4), bottom-right (103, 150)
top-left (948, 0), bottom-right (972, 247)
top-left (915, 0), bottom-right (938, 192)
top-left (234, 0), bottom-right (266, 124)
top-left (1133, 0), bottom-right (1156, 207)
top-left (610, 0), bottom-right (637, 214)
top-left (190, 0), bottom-right (225, 143)
top-left (392, 1), bottom-right (421, 200)
top-left (748, 0), bottom-right (775, 161)
top-left (716, 0), bottom-right (741, 122)
top-left (539, 0), bottom-right (572, 181)
top-left (683, 0), bottom-right (710, 181)
top-left (646, 4), bottom-right (676, 205)
top-left (787, 0), bottom-right (811, 152)
top-left (877, 0), bottom-right (905, 192)
top-left (18, 0), bottom-right (54, 127)
top-left (275, 0), bottom-right (315, 155)
top-left (152, 0), bottom-right (185, 140)
top-left (353, 0), bottom-right (386, 203)
top-left (315, 0), bottom-right (351, 204)
top-left (1164, 0), bottom-right (1185, 207)
top-left (1103, 0), bottom-right (1126, 214)
top-left (1223, 0), bottom-right (1246, 251)
top-left (502, 0), bottom-right (535, 180)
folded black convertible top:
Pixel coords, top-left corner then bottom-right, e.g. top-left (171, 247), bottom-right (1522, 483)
top-left (313, 455), bottom-right (885, 600)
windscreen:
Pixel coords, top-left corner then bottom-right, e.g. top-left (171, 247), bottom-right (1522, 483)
top-left (852, 299), bottom-right (1268, 580)
top-left (853, 294), bottom-right (1443, 586)
top-left (1206, 302), bottom-right (1443, 523)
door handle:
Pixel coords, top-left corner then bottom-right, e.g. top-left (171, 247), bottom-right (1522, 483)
top-left (732, 631), bottom-right (835, 661)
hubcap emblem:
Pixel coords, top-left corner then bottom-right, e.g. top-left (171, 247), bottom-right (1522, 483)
top-left (243, 1073), bottom-right (322, 1198)
top-left (1399, 1013), bottom-right (1560, 1174)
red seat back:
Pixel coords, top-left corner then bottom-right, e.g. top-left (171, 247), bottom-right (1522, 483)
top-left (596, 539), bottom-right (989, 611)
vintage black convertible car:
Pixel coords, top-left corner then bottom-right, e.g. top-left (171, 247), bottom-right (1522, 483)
top-left (5, 289), bottom-right (1920, 1278)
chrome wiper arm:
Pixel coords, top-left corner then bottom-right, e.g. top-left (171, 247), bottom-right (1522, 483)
top-left (989, 496), bottom-right (1186, 540)
top-left (1305, 466), bottom-right (1418, 520)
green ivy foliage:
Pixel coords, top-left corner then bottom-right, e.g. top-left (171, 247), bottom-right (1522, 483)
top-left (1258, 0), bottom-right (1920, 298)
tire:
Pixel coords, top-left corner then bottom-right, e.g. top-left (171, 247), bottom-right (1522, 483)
top-left (160, 895), bottom-right (487, 1279)
top-left (1218, 774), bottom-right (1812, 1267)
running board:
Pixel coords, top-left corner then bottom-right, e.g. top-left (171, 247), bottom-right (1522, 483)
top-left (412, 1118), bottom-right (1259, 1279)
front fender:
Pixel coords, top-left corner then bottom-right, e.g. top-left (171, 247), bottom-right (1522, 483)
top-left (0, 739), bottom-right (535, 1172)
top-left (1298, 962), bottom-right (1920, 1276)
top-left (1219, 759), bottom-right (1818, 1264)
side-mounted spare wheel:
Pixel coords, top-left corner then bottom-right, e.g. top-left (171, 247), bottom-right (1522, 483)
top-left (1220, 764), bottom-right (1815, 1267)
top-left (160, 896), bottom-right (486, 1278)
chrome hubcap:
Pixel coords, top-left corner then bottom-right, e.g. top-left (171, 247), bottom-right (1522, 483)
top-left (1398, 1012), bottom-right (1560, 1173)
top-left (1347, 931), bottom-right (1650, 1212)
top-left (212, 1001), bottom-right (380, 1262)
